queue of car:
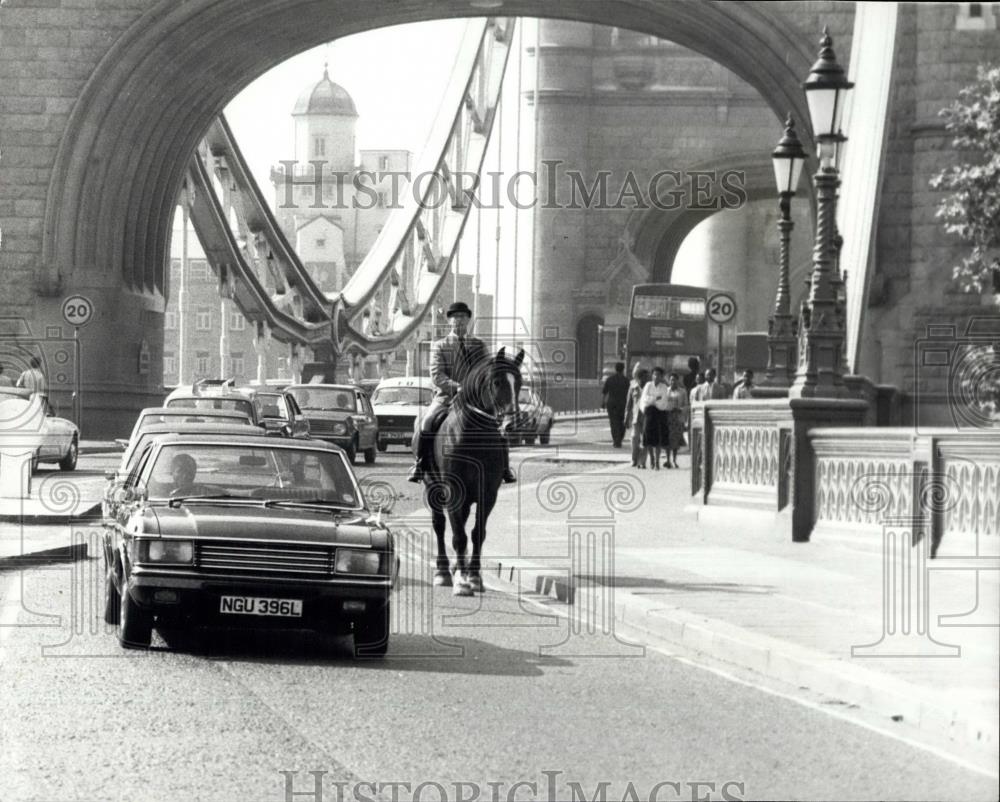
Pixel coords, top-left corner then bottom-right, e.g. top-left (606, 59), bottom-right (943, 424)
top-left (99, 378), bottom-right (397, 657)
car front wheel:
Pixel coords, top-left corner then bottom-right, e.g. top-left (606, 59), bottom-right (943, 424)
top-left (539, 427), bottom-right (551, 445)
top-left (377, 440), bottom-right (388, 452)
top-left (118, 586), bottom-right (153, 648)
top-left (363, 443), bottom-right (377, 464)
top-left (59, 437), bottom-right (78, 471)
top-left (354, 602), bottom-right (390, 657)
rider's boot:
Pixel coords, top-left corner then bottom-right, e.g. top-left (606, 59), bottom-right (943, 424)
top-left (407, 435), bottom-right (426, 483)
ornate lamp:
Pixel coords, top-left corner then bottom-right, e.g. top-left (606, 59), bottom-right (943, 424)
top-left (763, 114), bottom-right (807, 387)
top-left (789, 28), bottom-right (854, 399)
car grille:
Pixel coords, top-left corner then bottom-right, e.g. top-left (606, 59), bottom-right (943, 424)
top-left (197, 541), bottom-right (334, 577)
top-left (377, 415), bottom-right (414, 429)
top-left (305, 419), bottom-right (345, 436)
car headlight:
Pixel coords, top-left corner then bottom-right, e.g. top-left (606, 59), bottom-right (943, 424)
top-left (138, 539), bottom-right (194, 564)
top-left (331, 422), bottom-right (348, 435)
top-left (335, 548), bottom-right (382, 575)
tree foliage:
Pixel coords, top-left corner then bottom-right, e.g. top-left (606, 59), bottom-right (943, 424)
top-left (929, 64), bottom-right (1000, 295)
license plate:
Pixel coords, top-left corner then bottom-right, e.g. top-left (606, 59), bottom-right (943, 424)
top-left (388, 431), bottom-right (409, 439)
top-left (219, 596), bottom-right (302, 617)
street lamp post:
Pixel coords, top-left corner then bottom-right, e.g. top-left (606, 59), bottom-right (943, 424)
top-left (763, 114), bottom-right (807, 388)
top-left (789, 28), bottom-right (854, 399)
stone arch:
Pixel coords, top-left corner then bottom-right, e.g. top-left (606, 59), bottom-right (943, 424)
top-left (42, 0), bottom-right (828, 300)
top-left (624, 152), bottom-right (815, 283)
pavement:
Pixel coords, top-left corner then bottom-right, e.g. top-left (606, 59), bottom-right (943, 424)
top-left (394, 449), bottom-right (1000, 756)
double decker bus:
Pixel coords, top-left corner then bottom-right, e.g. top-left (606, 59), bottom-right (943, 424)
top-left (625, 283), bottom-right (736, 378)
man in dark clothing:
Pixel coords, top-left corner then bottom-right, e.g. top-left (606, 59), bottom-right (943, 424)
top-left (682, 356), bottom-right (700, 396)
top-left (602, 361), bottom-right (630, 448)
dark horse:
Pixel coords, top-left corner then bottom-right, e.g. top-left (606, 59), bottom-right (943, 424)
top-left (412, 347), bottom-right (523, 596)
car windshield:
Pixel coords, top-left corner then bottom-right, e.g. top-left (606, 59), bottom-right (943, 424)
top-left (286, 387), bottom-right (357, 412)
top-left (143, 443), bottom-right (360, 507)
top-left (166, 397), bottom-right (255, 418)
top-left (371, 387), bottom-right (432, 406)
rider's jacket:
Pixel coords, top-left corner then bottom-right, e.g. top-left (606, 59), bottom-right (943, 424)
top-left (429, 332), bottom-right (488, 404)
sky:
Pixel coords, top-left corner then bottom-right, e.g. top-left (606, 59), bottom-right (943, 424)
top-left (218, 17), bottom-right (537, 326)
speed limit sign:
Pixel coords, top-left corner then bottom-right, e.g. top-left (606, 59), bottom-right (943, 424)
top-left (61, 295), bottom-right (94, 328)
top-left (706, 292), bottom-right (737, 324)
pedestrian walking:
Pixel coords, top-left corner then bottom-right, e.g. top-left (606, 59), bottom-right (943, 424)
top-left (663, 372), bottom-right (688, 469)
top-left (623, 365), bottom-right (650, 468)
top-left (16, 356), bottom-right (48, 405)
top-left (640, 366), bottom-right (669, 470)
top-left (602, 361), bottom-right (630, 448)
top-left (732, 369), bottom-right (755, 399)
top-left (0, 364), bottom-right (14, 388)
top-left (682, 356), bottom-right (701, 396)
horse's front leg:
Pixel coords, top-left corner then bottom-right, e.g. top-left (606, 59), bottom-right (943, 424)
top-left (447, 498), bottom-right (474, 597)
top-left (468, 484), bottom-right (499, 593)
top-left (430, 500), bottom-right (451, 587)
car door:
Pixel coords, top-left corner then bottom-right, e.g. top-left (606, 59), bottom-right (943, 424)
top-left (354, 391), bottom-right (377, 449)
top-left (284, 393), bottom-right (311, 438)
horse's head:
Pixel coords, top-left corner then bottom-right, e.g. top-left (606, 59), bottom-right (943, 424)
top-left (465, 346), bottom-right (523, 419)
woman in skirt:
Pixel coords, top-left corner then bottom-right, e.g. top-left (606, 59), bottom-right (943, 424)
top-left (663, 372), bottom-right (689, 468)
top-left (640, 366), bottom-right (668, 470)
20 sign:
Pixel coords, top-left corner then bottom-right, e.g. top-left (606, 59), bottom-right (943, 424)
top-left (706, 292), bottom-right (737, 324)
top-left (61, 295), bottom-right (95, 328)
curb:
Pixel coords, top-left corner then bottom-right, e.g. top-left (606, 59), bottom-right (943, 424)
top-left (0, 502), bottom-right (102, 525)
top-left (0, 541), bottom-right (89, 571)
top-left (396, 523), bottom-right (997, 756)
top-left (486, 558), bottom-right (998, 754)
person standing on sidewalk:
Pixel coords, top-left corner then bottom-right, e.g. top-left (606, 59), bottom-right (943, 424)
top-left (663, 372), bottom-right (688, 469)
top-left (601, 361), bottom-right (630, 448)
top-left (732, 369), bottom-right (755, 400)
top-left (693, 367), bottom-right (726, 402)
top-left (640, 366), bottom-right (669, 470)
top-left (16, 356), bottom-right (48, 407)
top-left (623, 365), bottom-right (650, 467)
top-left (683, 356), bottom-right (700, 396)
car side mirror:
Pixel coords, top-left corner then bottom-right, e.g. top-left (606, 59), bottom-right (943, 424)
top-left (104, 470), bottom-right (118, 481)
top-left (114, 438), bottom-right (129, 450)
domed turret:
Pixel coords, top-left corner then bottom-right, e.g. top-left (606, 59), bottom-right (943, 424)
top-left (293, 65), bottom-right (358, 117)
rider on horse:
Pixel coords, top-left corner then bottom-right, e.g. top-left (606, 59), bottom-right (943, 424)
top-left (407, 300), bottom-right (517, 485)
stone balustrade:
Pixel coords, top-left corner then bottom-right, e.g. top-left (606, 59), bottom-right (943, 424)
top-left (810, 428), bottom-right (1000, 555)
top-left (691, 391), bottom-right (999, 550)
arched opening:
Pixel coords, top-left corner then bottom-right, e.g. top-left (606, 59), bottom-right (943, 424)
top-left (37, 0), bottom-right (840, 433)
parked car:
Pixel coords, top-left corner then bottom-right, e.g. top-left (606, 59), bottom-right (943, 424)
top-left (506, 385), bottom-right (554, 445)
top-left (283, 384), bottom-right (378, 464)
top-left (369, 377), bottom-right (433, 452)
top-left (101, 432), bottom-right (397, 655)
top-left (0, 388), bottom-right (79, 471)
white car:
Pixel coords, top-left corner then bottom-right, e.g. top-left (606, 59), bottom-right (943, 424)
top-left (369, 377), bottom-right (434, 451)
top-left (0, 388), bottom-right (79, 471)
